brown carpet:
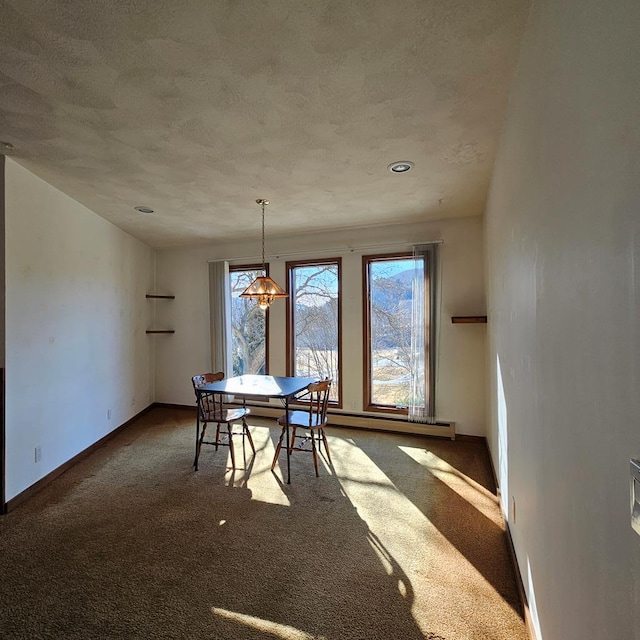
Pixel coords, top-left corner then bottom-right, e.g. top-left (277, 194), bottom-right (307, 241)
top-left (0, 408), bottom-right (528, 640)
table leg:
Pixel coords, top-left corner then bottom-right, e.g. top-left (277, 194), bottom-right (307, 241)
top-left (194, 397), bottom-right (200, 471)
top-left (285, 396), bottom-right (291, 484)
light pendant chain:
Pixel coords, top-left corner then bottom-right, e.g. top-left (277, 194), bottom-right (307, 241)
top-left (261, 200), bottom-right (266, 271)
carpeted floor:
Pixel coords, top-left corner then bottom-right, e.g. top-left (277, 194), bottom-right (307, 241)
top-left (0, 408), bottom-right (528, 639)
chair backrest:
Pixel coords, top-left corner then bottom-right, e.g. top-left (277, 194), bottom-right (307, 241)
top-left (305, 378), bottom-right (332, 427)
top-left (192, 372), bottom-right (225, 417)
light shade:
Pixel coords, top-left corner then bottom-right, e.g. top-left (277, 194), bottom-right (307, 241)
top-left (239, 275), bottom-right (288, 310)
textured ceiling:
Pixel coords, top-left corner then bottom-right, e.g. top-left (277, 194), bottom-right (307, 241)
top-left (0, 0), bottom-right (530, 248)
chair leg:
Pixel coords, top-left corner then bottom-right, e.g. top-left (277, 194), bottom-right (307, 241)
top-left (271, 428), bottom-right (285, 470)
top-left (214, 423), bottom-right (221, 450)
top-left (243, 418), bottom-right (255, 453)
top-left (289, 426), bottom-right (298, 451)
top-left (320, 428), bottom-right (331, 462)
top-left (227, 424), bottom-right (236, 469)
top-left (310, 429), bottom-right (320, 477)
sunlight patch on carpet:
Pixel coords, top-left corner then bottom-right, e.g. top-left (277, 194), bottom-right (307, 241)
top-left (329, 436), bottom-right (522, 638)
top-left (211, 607), bottom-right (322, 639)
top-left (399, 447), bottom-right (503, 527)
top-left (330, 437), bottom-right (449, 568)
top-left (243, 426), bottom-right (291, 506)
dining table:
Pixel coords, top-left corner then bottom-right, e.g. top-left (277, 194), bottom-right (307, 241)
top-left (193, 374), bottom-right (317, 483)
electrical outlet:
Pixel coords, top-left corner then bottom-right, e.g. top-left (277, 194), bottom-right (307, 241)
top-left (511, 496), bottom-right (517, 524)
top-left (107, 409), bottom-right (112, 420)
top-left (35, 446), bottom-right (42, 463)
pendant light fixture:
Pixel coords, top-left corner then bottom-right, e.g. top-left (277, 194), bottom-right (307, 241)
top-left (239, 199), bottom-right (288, 311)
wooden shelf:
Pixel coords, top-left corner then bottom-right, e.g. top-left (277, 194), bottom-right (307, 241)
top-left (145, 330), bottom-right (175, 334)
top-left (451, 316), bottom-right (487, 324)
top-left (146, 294), bottom-right (175, 299)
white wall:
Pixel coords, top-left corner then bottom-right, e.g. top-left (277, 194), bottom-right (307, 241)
top-left (155, 216), bottom-right (487, 435)
top-left (4, 159), bottom-right (155, 501)
top-left (485, 1), bottom-right (640, 639)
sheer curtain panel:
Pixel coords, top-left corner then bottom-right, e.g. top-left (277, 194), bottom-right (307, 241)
top-left (409, 243), bottom-right (441, 423)
top-left (209, 261), bottom-right (232, 375)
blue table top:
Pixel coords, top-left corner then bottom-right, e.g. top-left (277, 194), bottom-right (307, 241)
top-left (195, 374), bottom-right (317, 399)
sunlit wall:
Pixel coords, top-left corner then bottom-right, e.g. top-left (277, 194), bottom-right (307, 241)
top-left (484, 0), bottom-right (640, 638)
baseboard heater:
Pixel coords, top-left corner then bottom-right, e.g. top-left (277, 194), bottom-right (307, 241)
top-left (236, 403), bottom-right (456, 440)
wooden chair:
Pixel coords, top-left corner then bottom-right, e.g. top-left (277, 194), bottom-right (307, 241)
top-left (192, 372), bottom-right (255, 470)
top-left (271, 378), bottom-right (332, 477)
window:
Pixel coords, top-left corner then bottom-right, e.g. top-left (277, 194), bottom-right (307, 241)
top-left (363, 253), bottom-right (427, 413)
top-left (287, 259), bottom-right (341, 405)
top-left (229, 265), bottom-right (268, 376)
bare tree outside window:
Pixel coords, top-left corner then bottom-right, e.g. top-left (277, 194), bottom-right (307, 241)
top-left (230, 267), bottom-right (267, 376)
top-left (366, 256), bottom-right (423, 410)
top-left (288, 260), bottom-right (340, 403)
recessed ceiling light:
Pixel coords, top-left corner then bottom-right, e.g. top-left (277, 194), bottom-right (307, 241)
top-left (134, 206), bottom-right (155, 214)
top-left (388, 161), bottom-right (414, 174)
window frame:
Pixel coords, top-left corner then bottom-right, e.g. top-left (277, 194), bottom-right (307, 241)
top-left (229, 263), bottom-right (270, 376)
top-left (362, 252), bottom-right (426, 414)
top-left (286, 257), bottom-right (343, 408)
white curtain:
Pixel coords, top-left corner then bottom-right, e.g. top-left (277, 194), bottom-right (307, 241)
top-left (409, 243), bottom-right (441, 423)
top-left (209, 261), bottom-right (232, 375)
